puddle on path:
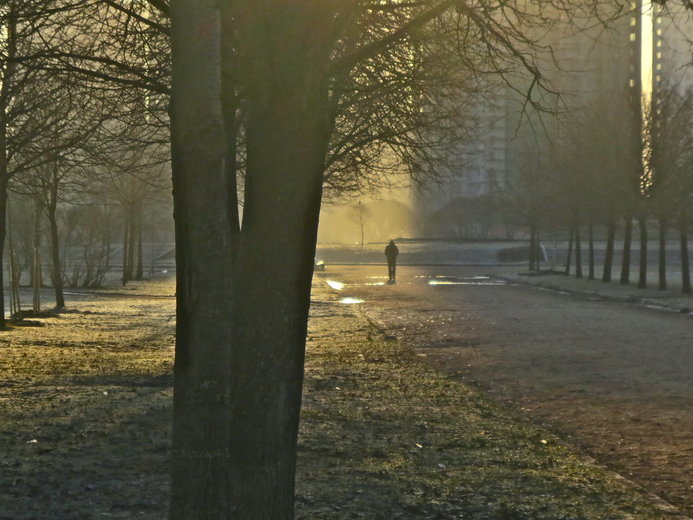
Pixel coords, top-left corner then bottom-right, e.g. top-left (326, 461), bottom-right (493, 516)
top-left (340, 297), bottom-right (364, 304)
top-left (423, 275), bottom-right (507, 287)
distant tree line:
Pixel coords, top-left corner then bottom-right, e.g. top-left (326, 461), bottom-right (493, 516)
top-left (0, 0), bottom-right (173, 320)
top-left (503, 83), bottom-right (693, 293)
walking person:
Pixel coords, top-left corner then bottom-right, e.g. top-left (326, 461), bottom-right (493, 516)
top-left (385, 240), bottom-right (399, 283)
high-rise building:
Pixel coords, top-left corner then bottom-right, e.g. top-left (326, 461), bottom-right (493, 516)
top-left (651, 0), bottom-right (693, 93)
top-left (415, 7), bottom-right (640, 237)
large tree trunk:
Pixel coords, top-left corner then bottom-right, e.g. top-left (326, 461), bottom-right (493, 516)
top-left (169, 5), bottom-right (233, 517)
top-left (638, 217), bottom-right (648, 289)
top-left (169, 3), bottom-right (331, 518)
top-left (658, 217), bottom-right (667, 290)
top-left (602, 217), bottom-right (616, 282)
top-left (620, 216), bottom-right (632, 284)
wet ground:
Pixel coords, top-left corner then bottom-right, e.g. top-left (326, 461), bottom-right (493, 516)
top-left (319, 265), bottom-right (693, 516)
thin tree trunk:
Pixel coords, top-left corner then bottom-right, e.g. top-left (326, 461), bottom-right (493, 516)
top-left (575, 223), bottom-right (582, 279)
top-left (588, 221), bottom-right (595, 280)
top-left (602, 217), bottom-right (616, 282)
top-left (680, 213), bottom-right (691, 295)
top-left (127, 212), bottom-right (137, 282)
top-left (564, 229), bottom-right (573, 275)
top-left (0, 2), bottom-right (16, 328)
top-left (33, 199), bottom-right (42, 313)
top-left (638, 217), bottom-right (648, 289)
top-left (529, 226), bottom-right (536, 271)
top-left (9, 247), bottom-right (20, 318)
top-left (48, 214), bottom-right (65, 308)
top-left (0, 178), bottom-right (8, 327)
top-left (135, 208), bottom-right (144, 280)
top-left (658, 218), bottom-right (667, 290)
top-left (535, 231), bottom-right (542, 269)
top-left (620, 216), bottom-right (632, 284)
top-left (105, 223), bottom-right (112, 269)
top-left (46, 179), bottom-right (66, 308)
top-left (122, 213), bottom-right (130, 286)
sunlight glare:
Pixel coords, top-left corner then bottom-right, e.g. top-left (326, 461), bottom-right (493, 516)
top-left (326, 280), bottom-right (346, 291)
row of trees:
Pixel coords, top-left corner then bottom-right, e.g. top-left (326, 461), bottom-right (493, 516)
top-left (505, 84), bottom-right (693, 293)
top-left (3, 0), bottom-right (691, 518)
top-left (0, 0), bottom-right (173, 317)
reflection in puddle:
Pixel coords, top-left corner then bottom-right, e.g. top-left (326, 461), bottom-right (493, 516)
top-left (416, 275), bottom-right (504, 286)
top-left (428, 278), bottom-right (506, 286)
top-left (340, 297), bottom-right (364, 304)
top-left (644, 304), bottom-right (672, 312)
top-left (326, 280), bottom-right (345, 291)
top-left (365, 282), bottom-right (386, 286)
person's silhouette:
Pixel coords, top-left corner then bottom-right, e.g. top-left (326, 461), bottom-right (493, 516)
top-left (384, 240), bottom-right (399, 283)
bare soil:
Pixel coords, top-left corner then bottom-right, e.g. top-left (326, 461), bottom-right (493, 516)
top-left (0, 275), bottom-right (688, 519)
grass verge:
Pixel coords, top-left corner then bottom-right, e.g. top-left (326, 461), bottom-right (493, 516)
top-left (297, 289), bottom-right (681, 519)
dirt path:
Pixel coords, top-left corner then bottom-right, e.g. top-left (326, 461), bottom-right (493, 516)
top-left (322, 265), bottom-right (693, 517)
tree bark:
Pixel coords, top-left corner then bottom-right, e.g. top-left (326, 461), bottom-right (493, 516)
top-left (169, 2), bottom-right (332, 518)
top-left (638, 217), bottom-right (648, 289)
top-left (620, 216), bottom-right (632, 284)
top-left (602, 217), bottom-right (616, 282)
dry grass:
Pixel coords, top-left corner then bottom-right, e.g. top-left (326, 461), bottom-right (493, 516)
top-left (0, 276), bottom-right (681, 519)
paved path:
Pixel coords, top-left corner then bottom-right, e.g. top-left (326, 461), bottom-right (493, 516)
top-left (317, 265), bottom-right (693, 517)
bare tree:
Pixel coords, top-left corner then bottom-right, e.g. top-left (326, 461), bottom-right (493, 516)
top-left (0, 0), bottom-right (96, 325)
top-left (169, 3), bottom-right (637, 517)
top-left (347, 200), bottom-right (371, 249)
top-left (646, 84), bottom-right (693, 293)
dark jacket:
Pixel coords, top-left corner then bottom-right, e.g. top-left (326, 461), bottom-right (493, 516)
top-left (385, 243), bottom-right (399, 262)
